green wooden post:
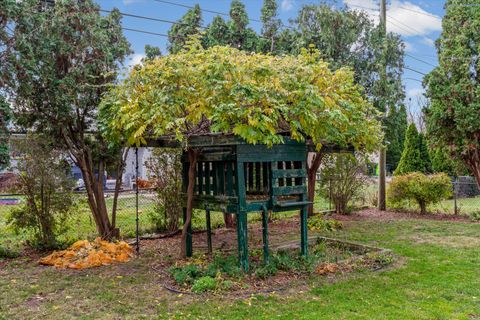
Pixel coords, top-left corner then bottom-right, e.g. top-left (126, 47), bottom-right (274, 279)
top-left (183, 207), bottom-right (193, 257)
top-left (205, 204), bottom-right (212, 254)
top-left (261, 205), bottom-right (269, 264)
top-left (300, 160), bottom-right (308, 256)
top-left (236, 210), bottom-right (248, 271)
top-left (300, 207), bottom-right (308, 256)
top-left (235, 161), bottom-right (249, 271)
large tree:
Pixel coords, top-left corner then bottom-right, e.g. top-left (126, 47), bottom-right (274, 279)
top-left (227, 0), bottom-right (259, 51)
top-left (293, 4), bottom-right (405, 110)
top-left (100, 43), bottom-right (381, 258)
top-left (384, 104), bottom-right (408, 172)
top-left (260, 0), bottom-right (281, 53)
top-left (424, 0), bottom-right (480, 187)
top-left (291, 4), bottom-right (406, 213)
top-left (1, 0), bottom-right (131, 239)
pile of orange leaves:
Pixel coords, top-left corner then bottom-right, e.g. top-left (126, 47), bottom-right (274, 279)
top-left (39, 238), bottom-right (134, 269)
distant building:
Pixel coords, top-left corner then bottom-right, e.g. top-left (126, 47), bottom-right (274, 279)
top-left (2, 134), bottom-right (154, 191)
top-left (122, 147), bottom-right (152, 189)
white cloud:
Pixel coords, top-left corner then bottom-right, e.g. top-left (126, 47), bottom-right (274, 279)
top-left (421, 37), bottom-right (435, 47)
top-left (281, 0), bottom-right (294, 12)
top-left (123, 0), bottom-right (143, 5)
top-left (404, 41), bottom-right (415, 52)
top-left (407, 87), bottom-right (424, 98)
top-left (343, 0), bottom-right (442, 37)
top-left (127, 53), bottom-right (145, 69)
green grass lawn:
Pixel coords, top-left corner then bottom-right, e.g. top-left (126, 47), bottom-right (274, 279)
top-left (1, 211), bottom-right (479, 319)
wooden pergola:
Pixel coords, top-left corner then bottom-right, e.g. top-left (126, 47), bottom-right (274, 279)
top-left (145, 133), bottom-right (352, 271)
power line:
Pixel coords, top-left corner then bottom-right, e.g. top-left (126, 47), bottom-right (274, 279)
top-left (405, 66), bottom-right (427, 76)
top-left (387, 19), bottom-right (417, 36)
top-left (153, 0), bottom-right (295, 31)
top-left (100, 9), bottom-right (206, 29)
top-left (396, 5), bottom-right (440, 19)
top-left (153, 0), bottom-right (241, 20)
top-left (405, 77), bottom-right (423, 83)
top-left (346, 3), bottom-right (379, 11)
top-left (122, 27), bottom-right (168, 37)
top-left (387, 14), bottom-right (425, 36)
top-left (405, 53), bottom-right (437, 67)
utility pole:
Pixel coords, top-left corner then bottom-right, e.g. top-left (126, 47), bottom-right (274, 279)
top-left (378, 0), bottom-right (387, 211)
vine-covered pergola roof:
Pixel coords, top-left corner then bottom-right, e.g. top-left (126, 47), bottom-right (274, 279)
top-left (145, 132), bottom-right (354, 153)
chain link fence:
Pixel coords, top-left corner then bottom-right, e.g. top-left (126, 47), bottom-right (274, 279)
top-left (2, 176), bottom-right (479, 245)
top-left (450, 177), bottom-right (480, 215)
top-left (317, 175), bottom-right (480, 216)
top-left (0, 189), bottom-right (159, 244)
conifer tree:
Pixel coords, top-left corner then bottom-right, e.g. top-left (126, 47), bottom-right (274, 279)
top-left (203, 16), bottom-right (230, 48)
top-left (1, 0), bottom-right (131, 238)
top-left (418, 132), bottom-right (432, 173)
top-left (227, 0), bottom-right (259, 51)
top-left (260, 0), bottom-right (281, 52)
top-left (394, 124), bottom-right (431, 175)
top-left (385, 104), bottom-right (408, 172)
top-left (168, 4), bottom-right (202, 54)
top-left (424, 0), bottom-right (480, 187)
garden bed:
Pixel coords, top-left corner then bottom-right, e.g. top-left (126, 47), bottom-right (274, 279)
top-left (145, 217), bottom-right (393, 295)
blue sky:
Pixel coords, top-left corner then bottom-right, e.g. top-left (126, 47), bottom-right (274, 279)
top-left (98, 0), bottom-right (445, 112)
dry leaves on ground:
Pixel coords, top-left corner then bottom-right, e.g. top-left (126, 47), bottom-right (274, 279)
top-left (39, 238), bottom-right (134, 269)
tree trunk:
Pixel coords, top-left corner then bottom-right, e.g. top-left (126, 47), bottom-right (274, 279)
top-left (180, 148), bottom-right (198, 258)
top-left (77, 152), bottom-right (115, 239)
top-left (111, 148), bottom-right (129, 234)
top-left (419, 200), bottom-right (427, 215)
top-left (307, 152), bottom-right (324, 217)
top-left (466, 153), bottom-right (480, 190)
top-left (223, 212), bottom-right (236, 229)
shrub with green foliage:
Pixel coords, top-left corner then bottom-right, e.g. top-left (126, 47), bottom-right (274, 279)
top-left (169, 264), bottom-right (202, 285)
top-left (318, 154), bottom-right (369, 214)
top-left (254, 263), bottom-right (278, 279)
top-left (470, 211), bottom-right (480, 222)
top-left (191, 276), bottom-right (218, 293)
top-left (146, 148), bottom-right (183, 232)
top-left (388, 172), bottom-right (452, 214)
top-left (0, 245), bottom-right (19, 259)
top-left (7, 135), bottom-right (76, 250)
